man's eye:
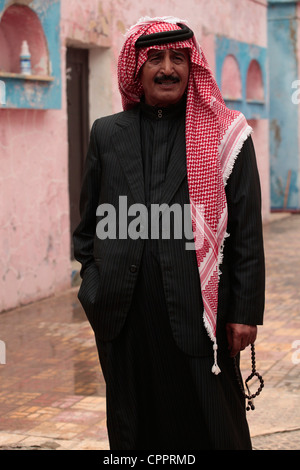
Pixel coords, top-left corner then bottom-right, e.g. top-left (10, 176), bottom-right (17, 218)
top-left (149, 56), bottom-right (161, 62)
top-left (173, 55), bottom-right (184, 62)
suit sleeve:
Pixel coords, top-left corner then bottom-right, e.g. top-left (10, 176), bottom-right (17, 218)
top-left (224, 136), bottom-right (265, 326)
top-left (73, 120), bottom-right (101, 277)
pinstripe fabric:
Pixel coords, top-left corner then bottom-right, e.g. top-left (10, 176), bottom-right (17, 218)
top-left (73, 104), bottom-right (264, 450)
top-left (90, 102), bottom-right (254, 450)
top-left (224, 136), bottom-right (265, 324)
top-left (73, 105), bottom-right (265, 356)
top-left (96, 248), bottom-right (251, 450)
top-left (140, 98), bottom-right (184, 204)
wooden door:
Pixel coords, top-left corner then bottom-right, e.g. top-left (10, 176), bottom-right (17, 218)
top-left (67, 47), bottom-right (89, 259)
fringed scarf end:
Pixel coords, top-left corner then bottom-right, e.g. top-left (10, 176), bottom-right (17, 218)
top-left (211, 342), bottom-right (221, 375)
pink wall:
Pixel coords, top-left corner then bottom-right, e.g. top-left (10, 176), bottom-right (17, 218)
top-left (0, 106), bottom-right (70, 312)
top-left (0, 0), bottom-right (269, 312)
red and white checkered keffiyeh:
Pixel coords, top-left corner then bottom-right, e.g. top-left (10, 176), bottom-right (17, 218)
top-left (118, 17), bottom-right (252, 374)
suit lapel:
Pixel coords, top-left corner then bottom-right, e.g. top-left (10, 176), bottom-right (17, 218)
top-left (112, 107), bottom-right (145, 205)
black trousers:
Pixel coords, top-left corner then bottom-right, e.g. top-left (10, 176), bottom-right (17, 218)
top-left (96, 241), bottom-right (252, 450)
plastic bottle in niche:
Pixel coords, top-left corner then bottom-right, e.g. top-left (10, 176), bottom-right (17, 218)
top-left (20, 40), bottom-right (32, 75)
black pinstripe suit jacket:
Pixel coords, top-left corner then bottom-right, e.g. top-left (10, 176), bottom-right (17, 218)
top-left (73, 106), bottom-right (265, 357)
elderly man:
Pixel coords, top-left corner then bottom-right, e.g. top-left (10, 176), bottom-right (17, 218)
top-left (73, 17), bottom-right (265, 450)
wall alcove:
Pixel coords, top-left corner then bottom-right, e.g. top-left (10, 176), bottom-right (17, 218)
top-left (0, 4), bottom-right (51, 79)
top-left (221, 54), bottom-right (242, 101)
top-left (246, 59), bottom-right (264, 102)
top-left (0, 0), bottom-right (61, 109)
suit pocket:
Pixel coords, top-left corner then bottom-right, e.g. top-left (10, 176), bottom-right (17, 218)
top-left (78, 263), bottom-right (101, 328)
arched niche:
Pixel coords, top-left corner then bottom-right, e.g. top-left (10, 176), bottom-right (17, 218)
top-left (221, 54), bottom-right (242, 100)
top-left (0, 4), bottom-right (49, 76)
top-left (246, 59), bottom-right (264, 102)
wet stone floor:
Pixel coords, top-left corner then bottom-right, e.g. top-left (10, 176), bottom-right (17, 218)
top-left (0, 214), bottom-right (299, 451)
top-left (0, 291), bottom-right (109, 450)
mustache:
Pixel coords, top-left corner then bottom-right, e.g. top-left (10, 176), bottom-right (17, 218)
top-left (154, 74), bottom-right (180, 84)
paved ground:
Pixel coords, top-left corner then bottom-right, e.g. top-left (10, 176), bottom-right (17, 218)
top-left (0, 213), bottom-right (299, 451)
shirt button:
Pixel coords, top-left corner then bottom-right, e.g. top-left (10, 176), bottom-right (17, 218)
top-left (129, 265), bottom-right (138, 273)
top-left (158, 109), bottom-right (163, 118)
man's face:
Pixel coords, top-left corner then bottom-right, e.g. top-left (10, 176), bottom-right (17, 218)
top-left (140, 48), bottom-right (190, 107)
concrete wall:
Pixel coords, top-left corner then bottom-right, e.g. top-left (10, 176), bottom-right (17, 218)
top-left (0, 0), bottom-right (269, 312)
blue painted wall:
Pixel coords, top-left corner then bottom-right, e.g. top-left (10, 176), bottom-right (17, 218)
top-left (268, 0), bottom-right (300, 209)
top-left (0, 0), bottom-right (61, 109)
top-left (215, 36), bottom-right (268, 120)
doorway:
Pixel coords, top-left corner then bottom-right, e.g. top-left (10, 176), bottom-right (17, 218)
top-left (67, 47), bottom-right (89, 259)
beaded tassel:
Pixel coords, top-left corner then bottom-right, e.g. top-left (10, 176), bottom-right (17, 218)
top-left (211, 342), bottom-right (221, 375)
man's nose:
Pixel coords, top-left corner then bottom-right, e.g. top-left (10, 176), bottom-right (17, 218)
top-left (161, 55), bottom-right (174, 75)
